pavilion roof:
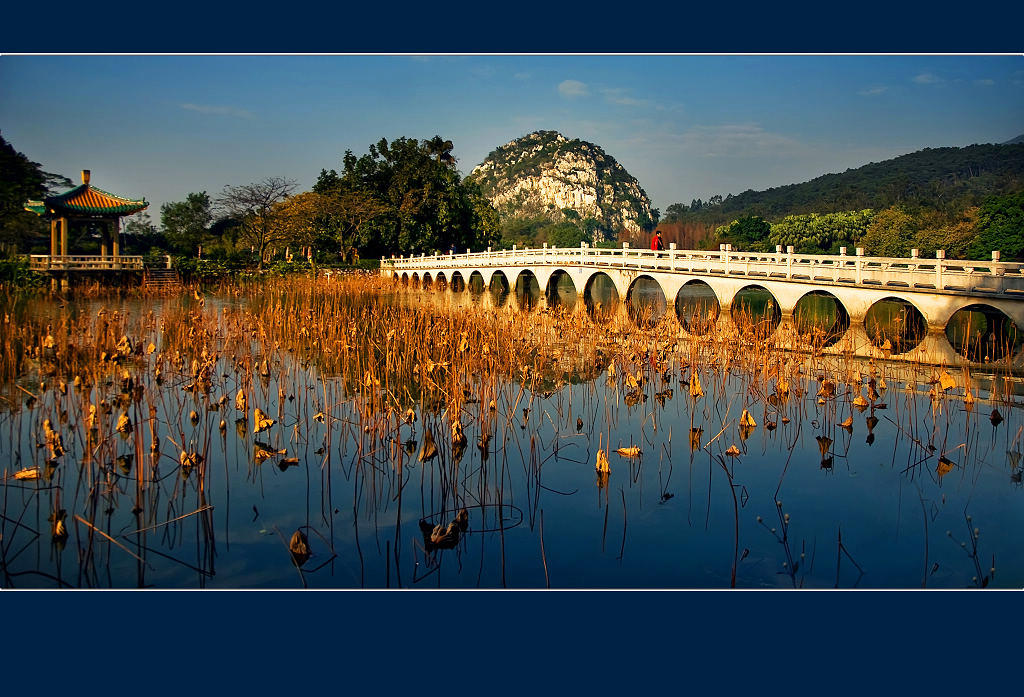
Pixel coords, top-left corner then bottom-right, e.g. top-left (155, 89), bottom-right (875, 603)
top-left (25, 183), bottom-right (149, 217)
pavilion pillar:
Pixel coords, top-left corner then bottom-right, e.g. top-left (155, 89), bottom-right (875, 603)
top-left (49, 220), bottom-right (58, 261)
top-left (60, 217), bottom-right (68, 257)
top-left (100, 223), bottom-right (108, 258)
top-left (111, 219), bottom-right (120, 262)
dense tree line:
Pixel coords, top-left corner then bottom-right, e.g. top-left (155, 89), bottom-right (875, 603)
top-left (0, 133), bottom-right (501, 265)
top-left (711, 192), bottom-right (1023, 260)
top-left (3, 132), bottom-right (1021, 263)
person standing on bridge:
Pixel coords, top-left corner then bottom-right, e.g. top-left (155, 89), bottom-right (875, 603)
top-left (651, 229), bottom-right (665, 252)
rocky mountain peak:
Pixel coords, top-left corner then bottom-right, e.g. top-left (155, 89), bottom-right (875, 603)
top-left (467, 130), bottom-right (654, 241)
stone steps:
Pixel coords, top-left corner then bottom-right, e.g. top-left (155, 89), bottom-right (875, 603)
top-left (143, 269), bottom-right (181, 290)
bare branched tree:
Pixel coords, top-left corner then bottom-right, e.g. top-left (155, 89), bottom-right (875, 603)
top-left (215, 176), bottom-right (297, 269)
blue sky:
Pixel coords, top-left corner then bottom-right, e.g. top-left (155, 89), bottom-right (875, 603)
top-left (1, 54), bottom-right (1022, 221)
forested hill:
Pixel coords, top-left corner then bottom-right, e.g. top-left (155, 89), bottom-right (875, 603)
top-left (679, 143), bottom-right (1024, 224)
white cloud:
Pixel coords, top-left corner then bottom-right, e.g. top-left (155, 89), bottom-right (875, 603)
top-left (913, 73), bottom-right (943, 84)
top-left (600, 87), bottom-right (651, 107)
top-left (557, 79), bottom-right (589, 97)
top-left (180, 103), bottom-right (254, 119)
top-left (858, 85), bottom-right (888, 96)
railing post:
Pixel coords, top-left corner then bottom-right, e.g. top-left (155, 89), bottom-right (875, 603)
top-left (722, 244), bottom-right (731, 275)
top-left (622, 242), bottom-right (629, 269)
top-left (935, 249), bottom-right (945, 289)
top-left (992, 251), bottom-right (1004, 291)
top-left (787, 246), bottom-right (794, 279)
top-left (669, 242), bottom-right (677, 271)
top-left (855, 247), bottom-right (864, 284)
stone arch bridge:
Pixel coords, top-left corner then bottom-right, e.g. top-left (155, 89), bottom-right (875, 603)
top-left (381, 244), bottom-right (1024, 367)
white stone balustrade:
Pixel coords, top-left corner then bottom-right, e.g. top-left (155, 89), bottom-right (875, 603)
top-left (29, 254), bottom-right (145, 271)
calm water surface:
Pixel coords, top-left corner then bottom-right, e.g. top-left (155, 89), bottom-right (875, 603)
top-left (2, 286), bottom-right (1022, 589)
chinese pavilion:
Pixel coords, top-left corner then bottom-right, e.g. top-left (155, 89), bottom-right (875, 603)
top-left (24, 169), bottom-right (149, 266)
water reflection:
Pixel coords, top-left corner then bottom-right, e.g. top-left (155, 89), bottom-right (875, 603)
top-left (627, 276), bottom-right (667, 329)
top-left (546, 271), bottom-right (577, 311)
top-left (2, 281), bottom-right (1023, 589)
top-left (489, 271), bottom-right (510, 307)
top-left (585, 272), bottom-right (619, 323)
top-left (513, 271), bottom-right (540, 311)
top-left (731, 285), bottom-right (781, 338)
top-left (794, 291), bottom-right (850, 349)
top-left (676, 280), bottom-right (720, 335)
top-left (864, 298), bottom-right (928, 354)
top-left (945, 304), bottom-right (1022, 362)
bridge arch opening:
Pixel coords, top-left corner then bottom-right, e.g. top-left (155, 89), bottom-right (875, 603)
top-left (675, 280), bottom-right (720, 335)
top-left (400, 272), bottom-right (409, 286)
top-left (468, 271), bottom-right (485, 294)
top-left (410, 273), bottom-right (421, 288)
top-left (450, 271), bottom-right (465, 293)
top-left (731, 285), bottom-right (782, 339)
top-left (864, 297), bottom-right (928, 354)
top-left (794, 290), bottom-right (851, 349)
top-left (584, 272), bottom-right (620, 323)
top-left (546, 269), bottom-right (578, 311)
top-left (435, 272), bottom-right (448, 290)
top-left (626, 275), bottom-right (667, 329)
top-left (422, 272), bottom-right (433, 289)
top-left (945, 304), bottom-right (1022, 363)
top-left (513, 270), bottom-right (541, 311)
top-left (489, 271), bottom-right (510, 307)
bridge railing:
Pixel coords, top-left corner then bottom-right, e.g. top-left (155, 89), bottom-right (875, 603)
top-left (29, 255), bottom-right (145, 271)
top-left (381, 245), bottom-right (1024, 297)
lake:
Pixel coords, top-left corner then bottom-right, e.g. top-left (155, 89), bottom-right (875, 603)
top-left (1, 273), bottom-right (1021, 588)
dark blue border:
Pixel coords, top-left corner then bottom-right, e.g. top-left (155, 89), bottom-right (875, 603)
top-left (3, 3), bottom-right (1022, 52)
top-left (6, 589), bottom-right (1018, 688)
top-left (4, 3), bottom-right (1021, 689)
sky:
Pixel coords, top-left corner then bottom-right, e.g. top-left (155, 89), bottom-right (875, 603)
top-left (1, 54), bottom-right (1022, 222)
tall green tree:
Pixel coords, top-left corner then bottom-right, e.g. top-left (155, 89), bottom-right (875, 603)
top-left (859, 206), bottom-right (918, 257)
top-left (317, 136), bottom-right (499, 257)
top-left (161, 191), bottom-right (213, 255)
top-left (121, 211), bottom-right (165, 253)
top-left (0, 133), bottom-right (71, 255)
top-left (715, 215), bottom-right (771, 250)
top-left (969, 192), bottom-right (1024, 261)
top-left (662, 203), bottom-right (690, 222)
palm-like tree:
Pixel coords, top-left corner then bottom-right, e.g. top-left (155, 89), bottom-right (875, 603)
top-left (425, 135), bottom-right (456, 166)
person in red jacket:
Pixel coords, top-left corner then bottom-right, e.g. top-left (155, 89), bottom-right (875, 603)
top-left (651, 229), bottom-right (665, 251)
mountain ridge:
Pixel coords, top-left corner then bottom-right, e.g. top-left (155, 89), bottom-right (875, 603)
top-left (675, 142), bottom-right (1024, 224)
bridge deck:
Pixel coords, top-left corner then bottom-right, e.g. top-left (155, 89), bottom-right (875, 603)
top-left (384, 246), bottom-right (1024, 298)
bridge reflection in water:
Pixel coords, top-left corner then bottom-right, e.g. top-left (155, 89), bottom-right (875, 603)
top-left (384, 244), bottom-right (1024, 368)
